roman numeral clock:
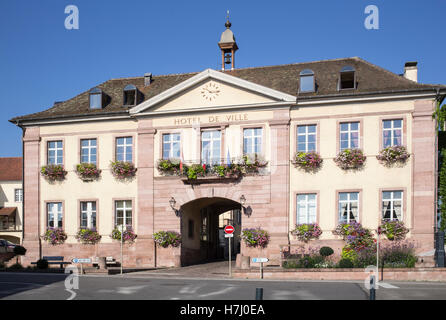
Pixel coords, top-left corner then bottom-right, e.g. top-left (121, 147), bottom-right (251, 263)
top-left (201, 82), bottom-right (220, 101)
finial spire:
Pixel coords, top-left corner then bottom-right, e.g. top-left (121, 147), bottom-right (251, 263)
top-left (225, 10), bottom-right (231, 28)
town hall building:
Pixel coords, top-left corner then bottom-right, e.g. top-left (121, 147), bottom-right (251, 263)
top-left (10, 19), bottom-right (446, 267)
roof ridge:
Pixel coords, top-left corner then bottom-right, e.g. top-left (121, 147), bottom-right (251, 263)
top-left (109, 70), bottom-right (200, 81)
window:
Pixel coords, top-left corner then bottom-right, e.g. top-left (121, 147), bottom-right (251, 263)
top-left (47, 141), bottom-right (63, 165)
top-left (383, 119), bottom-right (403, 148)
top-left (81, 139), bottom-right (97, 164)
top-left (115, 200), bottom-right (132, 227)
top-left (47, 202), bottom-right (63, 228)
top-left (89, 88), bottom-right (103, 109)
top-left (163, 133), bottom-right (181, 159)
top-left (80, 201), bottom-right (97, 229)
top-left (296, 194), bottom-right (317, 224)
top-left (116, 137), bottom-right (133, 162)
top-left (382, 191), bottom-right (403, 221)
top-left (201, 130), bottom-right (221, 165)
top-left (339, 66), bottom-right (356, 90)
top-left (338, 192), bottom-right (359, 223)
top-left (243, 128), bottom-right (262, 155)
top-left (340, 122), bottom-right (360, 151)
top-left (299, 69), bottom-right (315, 93)
top-left (14, 189), bottom-right (23, 202)
top-left (297, 125), bottom-right (317, 152)
top-left (123, 84), bottom-right (137, 106)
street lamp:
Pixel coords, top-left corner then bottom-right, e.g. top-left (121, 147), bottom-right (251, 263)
top-left (169, 197), bottom-right (182, 217)
top-left (240, 195), bottom-right (252, 217)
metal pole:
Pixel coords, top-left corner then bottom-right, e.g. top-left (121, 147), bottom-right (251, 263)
top-left (376, 229), bottom-right (379, 285)
top-left (229, 236), bottom-right (232, 277)
top-left (255, 288), bottom-right (263, 300)
top-left (120, 227), bottom-right (123, 275)
top-left (369, 275), bottom-right (376, 300)
top-left (260, 262), bottom-right (263, 279)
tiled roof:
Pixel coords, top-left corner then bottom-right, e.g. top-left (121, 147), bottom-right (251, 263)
top-left (10, 57), bottom-right (444, 123)
top-left (0, 157), bottom-right (22, 181)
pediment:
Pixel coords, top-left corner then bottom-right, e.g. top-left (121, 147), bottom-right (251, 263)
top-left (129, 69), bottom-right (296, 115)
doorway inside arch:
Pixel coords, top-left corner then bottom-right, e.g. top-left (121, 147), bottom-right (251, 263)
top-left (180, 197), bottom-right (242, 266)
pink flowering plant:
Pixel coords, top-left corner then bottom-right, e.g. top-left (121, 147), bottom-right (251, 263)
top-left (76, 163), bottom-right (101, 180)
top-left (110, 227), bottom-right (137, 243)
top-left (153, 231), bottom-right (181, 248)
top-left (75, 228), bottom-right (101, 245)
top-left (291, 223), bottom-right (323, 242)
top-left (378, 219), bottom-right (409, 241)
top-left (334, 148), bottom-right (366, 170)
top-left (43, 227), bottom-right (67, 245)
top-left (241, 227), bottom-right (270, 248)
top-left (110, 161), bottom-right (137, 180)
top-left (239, 154), bottom-right (268, 174)
top-left (41, 165), bottom-right (68, 182)
top-left (334, 222), bottom-right (375, 262)
top-left (293, 151), bottom-right (323, 171)
top-left (157, 159), bottom-right (181, 176)
top-left (376, 146), bottom-right (410, 166)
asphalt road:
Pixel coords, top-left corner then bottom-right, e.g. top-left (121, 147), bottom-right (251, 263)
top-left (1, 272), bottom-right (446, 300)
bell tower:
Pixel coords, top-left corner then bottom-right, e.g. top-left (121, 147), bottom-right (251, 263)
top-left (218, 12), bottom-right (238, 71)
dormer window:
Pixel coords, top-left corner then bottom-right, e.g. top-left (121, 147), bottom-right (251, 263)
top-left (299, 69), bottom-right (315, 93)
top-left (339, 66), bottom-right (356, 90)
top-left (89, 87), bottom-right (103, 109)
top-left (123, 84), bottom-right (138, 106)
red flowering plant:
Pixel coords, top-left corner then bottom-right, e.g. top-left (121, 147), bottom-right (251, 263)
top-left (110, 227), bottom-right (137, 243)
top-left (376, 146), bottom-right (410, 167)
top-left (241, 227), bottom-right (270, 248)
top-left (75, 228), bottom-right (101, 245)
top-left (153, 231), bottom-right (182, 248)
top-left (334, 148), bottom-right (366, 170)
top-left (334, 222), bottom-right (375, 261)
top-left (43, 227), bottom-right (67, 245)
top-left (378, 219), bottom-right (409, 241)
top-left (293, 151), bottom-right (323, 171)
top-left (110, 161), bottom-right (137, 180)
top-left (291, 223), bottom-right (323, 242)
top-left (76, 163), bottom-right (101, 181)
top-left (41, 165), bottom-right (68, 182)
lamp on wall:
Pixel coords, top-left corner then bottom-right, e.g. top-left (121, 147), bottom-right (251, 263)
top-left (240, 195), bottom-right (252, 217)
top-left (169, 197), bottom-right (182, 217)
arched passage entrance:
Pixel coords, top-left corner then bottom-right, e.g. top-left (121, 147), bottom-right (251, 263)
top-left (180, 197), bottom-right (242, 266)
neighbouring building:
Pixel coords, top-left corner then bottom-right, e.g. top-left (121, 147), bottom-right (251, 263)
top-left (0, 157), bottom-right (23, 244)
top-left (9, 20), bottom-right (446, 267)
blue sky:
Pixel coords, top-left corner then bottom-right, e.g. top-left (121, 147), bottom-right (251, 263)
top-left (0, 0), bottom-right (445, 157)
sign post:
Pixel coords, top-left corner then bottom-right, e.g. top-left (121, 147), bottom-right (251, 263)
top-left (224, 225), bottom-right (235, 277)
top-left (252, 258), bottom-right (269, 279)
top-left (71, 258), bottom-right (92, 275)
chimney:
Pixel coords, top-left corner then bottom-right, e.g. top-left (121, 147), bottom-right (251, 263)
top-left (144, 73), bottom-right (152, 86)
top-left (403, 62), bottom-right (418, 82)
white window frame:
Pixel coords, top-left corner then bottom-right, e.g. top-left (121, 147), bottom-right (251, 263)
top-left (80, 201), bottom-right (97, 229)
top-left (340, 122), bottom-right (360, 151)
top-left (14, 189), bottom-right (23, 202)
top-left (297, 125), bottom-right (317, 152)
top-left (296, 194), bottom-right (317, 224)
top-left (162, 133), bottom-right (181, 159)
top-left (116, 137), bottom-right (133, 162)
top-left (382, 119), bottom-right (403, 148)
top-left (47, 141), bottom-right (63, 165)
top-left (47, 202), bottom-right (63, 228)
top-left (81, 139), bottom-right (97, 164)
top-left (115, 200), bottom-right (132, 228)
top-left (338, 192), bottom-right (359, 223)
top-left (382, 191), bottom-right (403, 221)
top-left (201, 130), bottom-right (221, 165)
top-left (243, 128), bottom-right (263, 155)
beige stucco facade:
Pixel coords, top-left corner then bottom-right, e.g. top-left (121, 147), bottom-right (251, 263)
top-left (0, 180), bottom-right (23, 243)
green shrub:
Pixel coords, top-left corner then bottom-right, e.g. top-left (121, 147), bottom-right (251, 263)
top-left (338, 258), bottom-right (354, 268)
top-left (8, 263), bottom-right (24, 270)
top-left (36, 259), bottom-right (49, 269)
top-left (319, 246), bottom-right (334, 257)
top-left (283, 255), bottom-right (325, 269)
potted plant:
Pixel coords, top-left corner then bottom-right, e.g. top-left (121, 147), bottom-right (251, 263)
top-left (75, 163), bottom-right (101, 181)
top-left (240, 154), bottom-right (268, 174)
top-left (291, 223), bottom-right (323, 242)
top-left (41, 165), bottom-right (68, 182)
top-left (185, 164), bottom-right (206, 180)
top-left (153, 231), bottom-right (182, 248)
top-left (110, 161), bottom-right (137, 180)
top-left (378, 220), bottom-right (409, 241)
top-left (157, 159), bottom-right (181, 176)
top-left (75, 228), bottom-right (101, 244)
top-left (110, 227), bottom-right (137, 243)
top-left (376, 145), bottom-right (410, 166)
top-left (293, 151), bottom-right (323, 171)
top-left (241, 227), bottom-right (270, 248)
top-left (334, 148), bottom-right (366, 170)
top-left (43, 227), bottom-right (68, 245)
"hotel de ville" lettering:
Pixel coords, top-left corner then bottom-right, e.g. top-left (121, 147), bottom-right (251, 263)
top-left (174, 113), bottom-right (248, 125)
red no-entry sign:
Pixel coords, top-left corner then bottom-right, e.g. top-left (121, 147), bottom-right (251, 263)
top-left (224, 225), bottom-right (235, 234)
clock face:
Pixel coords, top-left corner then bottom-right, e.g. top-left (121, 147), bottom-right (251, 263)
top-left (201, 82), bottom-right (220, 101)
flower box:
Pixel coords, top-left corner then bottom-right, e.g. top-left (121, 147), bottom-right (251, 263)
top-left (291, 223), bottom-right (323, 242)
top-left (110, 161), bottom-right (137, 180)
top-left (43, 228), bottom-right (67, 245)
top-left (376, 146), bottom-right (410, 166)
top-left (334, 148), bottom-right (366, 170)
top-left (378, 220), bottom-right (409, 241)
top-left (241, 227), bottom-right (270, 248)
top-left (41, 165), bottom-right (68, 182)
top-left (153, 231), bottom-right (181, 248)
top-left (293, 151), bottom-right (323, 171)
top-left (157, 159), bottom-right (181, 176)
top-left (75, 228), bottom-right (101, 244)
top-left (110, 227), bottom-right (137, 243)
top-left (76, 163), bottom-right (101, 181)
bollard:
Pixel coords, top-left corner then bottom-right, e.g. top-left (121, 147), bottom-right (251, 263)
top-left (369, 275), bottom-right (376, 300)
top-left (255, 288), bottom-right (263, 300)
